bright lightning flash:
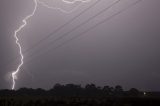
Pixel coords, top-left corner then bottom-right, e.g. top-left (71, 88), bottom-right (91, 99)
top-left (11, 0), bottom-right (90, 90)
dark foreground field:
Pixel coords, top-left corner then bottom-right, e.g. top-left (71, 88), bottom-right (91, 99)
top-left (0, 84), bottom-right (160, 106)
top-left (0, 96), bottom-right (160, 106)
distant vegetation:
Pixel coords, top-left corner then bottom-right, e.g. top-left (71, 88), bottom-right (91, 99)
top-left (0, 83), bottom-right (160, 106)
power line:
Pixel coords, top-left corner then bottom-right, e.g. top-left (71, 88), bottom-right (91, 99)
top-left (24, 0), bottom-right (142, 67)
top-left (25, 0), bottom-right (121, 62)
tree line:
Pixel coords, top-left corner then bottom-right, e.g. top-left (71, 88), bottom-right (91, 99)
top-left (0, 84), bottom-right (160, 106)
top-left (0, 83), bottom-right (143, 97)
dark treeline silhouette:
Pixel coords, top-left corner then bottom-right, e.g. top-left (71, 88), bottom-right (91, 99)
top-left (0, 83), bottom-right (160, 106)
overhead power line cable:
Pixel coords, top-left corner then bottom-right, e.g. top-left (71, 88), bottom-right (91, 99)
top-left (24, 0), bottom-right (142, 67)
top-left (25, 0), bottom-right (121, 61)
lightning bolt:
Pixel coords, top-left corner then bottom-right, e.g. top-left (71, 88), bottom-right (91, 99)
top-left (11, 0), bottom-right (90, 90)
top-left (38, 0), bottom-right (91, 13)
top-left (11, 0), bottom-right (38, 90)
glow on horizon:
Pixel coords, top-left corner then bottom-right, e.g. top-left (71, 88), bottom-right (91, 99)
top-left (11, 0), bottom-right (90, 90)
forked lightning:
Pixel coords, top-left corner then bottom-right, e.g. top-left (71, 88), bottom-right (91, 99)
top-left (11, 0), bottom-right (90, 90)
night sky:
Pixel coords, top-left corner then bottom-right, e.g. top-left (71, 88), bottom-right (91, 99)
top-left (0, 0), bottom-right (160, 91)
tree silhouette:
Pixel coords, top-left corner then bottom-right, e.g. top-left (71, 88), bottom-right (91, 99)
top-left (114, 85), bottom-right (124, 96)
top-left (128, 88), bottom-right (141, 96)
top-left (0, 83), bottom-right (160, 106)
top-left (103, 85), bottom-right (114, 96)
